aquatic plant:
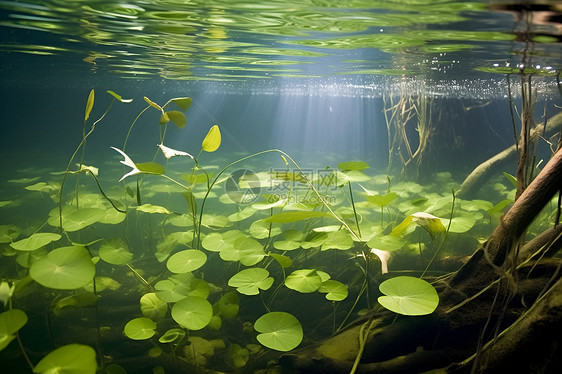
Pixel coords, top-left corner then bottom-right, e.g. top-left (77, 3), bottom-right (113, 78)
top-left (2, 87), bottom-right (558, 374)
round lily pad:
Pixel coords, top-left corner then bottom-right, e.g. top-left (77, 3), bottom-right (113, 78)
top-left (284, 269), bottom-right (322, 293)
top-left (166, 249), bottom-right (207, 273)
top-left (29, 246), bottom-right (95, 290)
top-left (33, 344), bottom-right (97, 374)
top-left (228, 268), bottom-right (273, 295)
top-left (124, 317), bottom-right (157, 340)
top-left (171, 296), bottom-right (212, 330)
top-left (254, 312), bottom-right (303, 352)
top-left (99, 238), bottom-right (133, 265)
top-left (378, 276), bottom-right (439, 316)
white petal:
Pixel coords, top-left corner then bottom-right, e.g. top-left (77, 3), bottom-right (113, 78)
top-left (158, 143), bottom-right (194, 159)
top-left (111, 146), bottom-right (136, 169)
top-left (370, 248), bottom-right (392, 274)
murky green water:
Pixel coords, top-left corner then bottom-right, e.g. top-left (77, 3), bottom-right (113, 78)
top-left (1, 1), bottom-right (561, 374)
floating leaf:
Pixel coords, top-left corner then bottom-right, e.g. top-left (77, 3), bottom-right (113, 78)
top-left (285, 269), bottom-right (322, 293)
top-left (367, 192), bottom-right (398, 207)
top-left (0, 309), bottom-right (28, 351)
top-left (107, 90), bottom-right (133, 103)
top-left (124, 317), bottom-right (157, 340)
top-left (10, 232), bottom-right (61, 252)
top-left (228, 268), bottom-right (273, 295)
top-left (171, 97), bottom-right (192, 110)
top-left (99, 238), bottom-right (133, 265)
top-left (33, 344), bottom-right (97, 374)
top-left (47, 206), bottom-right (106, 232)
top-left (84, 89), bottom-right (94, 122)
top-left (201, 125), bottom-right (221, 152)
top-left (29, 246), bottom-right (95, 290)
top-left (171, 296), bottom-right (213, 330)
top-left (318, 280), bottom-right (348, 301)
top-left (167, 250), bottom-right (207, 273)
top-left (378, 276), bottom-right (439, 316)
top-left (137, 204), bottom-right (172, 215)
top-left (337, 160), bottom-right (370, 171)
top-left (254, 312), bottom-right (303, 352)
top-left (140, 293), bottom-right (168, 321)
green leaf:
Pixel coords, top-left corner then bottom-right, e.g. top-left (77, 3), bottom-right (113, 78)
top-left (171, 97), bottom-right (192, 110)
top-left (124, 317), bottom-right (157, 340)
top-left (264, 210), bottom-right (330, 223)
top-left (159, 328), bottom-right (186, 343)
top-left (378, 276), bottom-right (439, 316)
top-left (99, 238), bottom-right (132, 265)
top-left (367, 234), bottom-right (406, 251)
top-left (443, 215), bottom-right (476, 233)
top-left (166, 250), bottom-right (207, 273)
top-left (136, 204), bottom-right (172, 215)
top-left (47, 206), bottom-right (107, 232)
top-left (337, 160), bottom-right (370, 171)
top-left (366, 192), bottom-right (398, 207)
top-left (10, 232), bottom-right (61, 252)
top-left (285, 269), bottom-right (322, 293)
top-left (136, 162), bottom-right (165, 176)
top-left (154, 278), bottom-right (190, 303)
top-left (503, 172), bottom-right (517, 188)
top-left (216, 292), bottom-right (239, 319)
top-left (202, 125), bottom-right (221, 152)
top-left (0, 309), bottom-right (28, 351)
top-left (487, 199), bottom-right (513, 216)
top-left (54, 292), bottom-right (98, 316)
top-left (29, 246), bottom-right (95, 290)
top-left (107, 90), bottom-right (133, 103)
top-left (33, 344), bottom-right (97, 374)
top-left (165, 111), bottom-right (187, 129)
top-left (144, 96), bottom-right (163, 111)
top-left (84, 89), bottom-right (94, 122)
top-left (254, 312), bottom-right (303, 352)
top-left (269, 253), bottom-right (292, 268)
top-left (228, 268), bottom-right (273, 295)
top-left (227, 343), bottom-right (249, 369)
top-left (140, 293), bottom-right (168, 320)
top-left (318, 280), bottom-right (348, 301)
top-left (171, 296), bottom-right (213, 330)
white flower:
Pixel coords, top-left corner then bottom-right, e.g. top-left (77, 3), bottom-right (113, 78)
top-left (370, 248), bottom-right (392, 274)
top-left (158, 143), bottom-right (194, 160)
top-left (0, 281), bottom-right (14, 306)
top-left (111, 147), bottom-right (141, 182)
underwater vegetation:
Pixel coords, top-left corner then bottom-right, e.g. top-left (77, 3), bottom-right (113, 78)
top-left (1, 87), bottom-right (561, 374)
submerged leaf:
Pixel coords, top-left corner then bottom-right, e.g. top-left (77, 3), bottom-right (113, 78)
top-left (171, 97), bottom-right (192, 110)
top-left (124, 317), bottom-right (157, 340)
top-left (254, 312), bottom-right (303, 352)
top-left (29, 246), bottom-right (95, 290)
top-left (228, 268), bottom-right (273, 295)
top-left (107, 90), bottom-right (133, 103)
top-left (165, 111), bottom-right (187, 128)
top-left (378, 276), bottom-right (439, 316)
top-left (10, 232), bottom-right (61, 252)
top-left (144, 96), bottom-right (163, 111)
top-left (33, 344), bottom-right (97, 374)
top-left (158, 144), bottom-right (193, 159)
top-left (202, 125), bottom-right (221, 152)
top-left (84, 89), bottom-right (94, 122)
top-left (171, 296), bottom-right (213, 330)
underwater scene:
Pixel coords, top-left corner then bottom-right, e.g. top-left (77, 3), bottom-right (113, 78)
top-left (1, 1), bottom-right (562, 373)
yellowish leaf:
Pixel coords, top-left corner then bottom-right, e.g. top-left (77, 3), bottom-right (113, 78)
top-left (84, 89), bottom-right (94, 121)
top-left (202, 125), bottom-right (221, 152)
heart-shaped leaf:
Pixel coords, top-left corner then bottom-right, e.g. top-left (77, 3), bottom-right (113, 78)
top-left (254, 312), bottom-right (303, 352)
